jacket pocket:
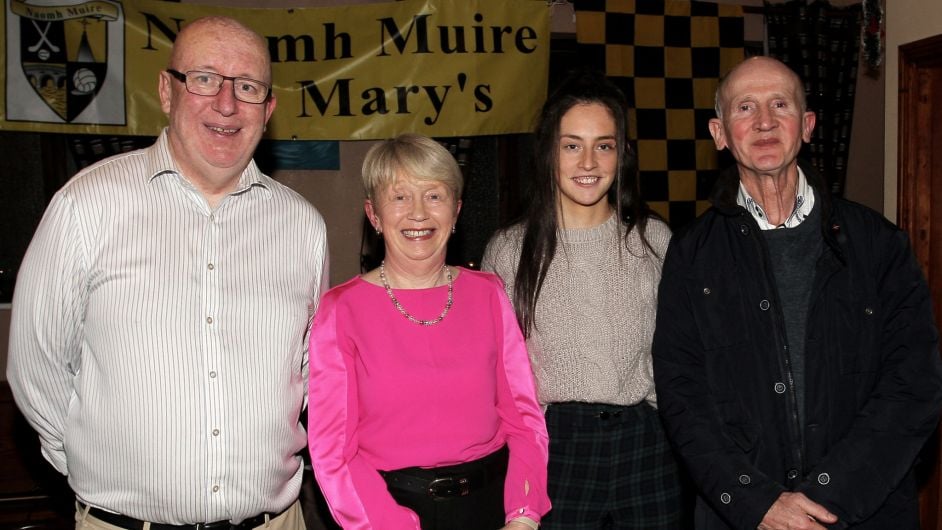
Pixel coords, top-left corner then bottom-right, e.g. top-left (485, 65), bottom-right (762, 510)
top-left (834, 294), bottom-right (880, 374)
top-left (705, 344), bottom-right (759, 453)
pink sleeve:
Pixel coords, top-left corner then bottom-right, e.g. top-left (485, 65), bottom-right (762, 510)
top-left (490, 277), bottom-right (552, 523)
top-left (307, 290), bottom-right (421, 530)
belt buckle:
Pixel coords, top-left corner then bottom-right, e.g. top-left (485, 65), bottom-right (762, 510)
top-left (427, 476), bottom-right (470, 499)
top-left (194, 521), bottom-right (236, 530)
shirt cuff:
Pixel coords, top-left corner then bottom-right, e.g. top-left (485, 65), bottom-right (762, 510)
top-left (510, 516), bottom-right (539, 530)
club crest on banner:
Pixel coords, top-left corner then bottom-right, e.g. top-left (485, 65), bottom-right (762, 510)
top-left (6, 0), bottom-right (125, 124)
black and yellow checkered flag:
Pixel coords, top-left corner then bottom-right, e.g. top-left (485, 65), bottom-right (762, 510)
top-left (575, 0), bottom-right (744, 229)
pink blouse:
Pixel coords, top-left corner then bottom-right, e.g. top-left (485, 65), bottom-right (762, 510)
top-left (308, 268), bottom-right (550, 529)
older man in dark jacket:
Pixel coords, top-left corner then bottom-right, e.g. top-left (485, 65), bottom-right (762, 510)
top-left (653, 56), bottom-right (942, 530)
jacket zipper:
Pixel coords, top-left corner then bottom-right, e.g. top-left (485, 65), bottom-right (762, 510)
top-left (743, 212), bottom-right (805, 476)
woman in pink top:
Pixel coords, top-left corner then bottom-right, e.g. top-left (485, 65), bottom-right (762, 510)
top-left (308, 134), bottom-right (550, 530)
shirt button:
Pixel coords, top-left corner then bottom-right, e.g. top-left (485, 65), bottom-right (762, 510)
top-left (759, 299), bottom-right (770, 311)
top-left (212, 428), bottom-right (220, 436)
top-left (212, 485), bottom-right (220, 493)
top-left (774, 382), bottom-right (787, 394)
top-left (703, 287), bottom-right (712, 295)
top-left (787, 469), bottom-right (799, 480)
top-left (720, 492), bottom-right (731, 504)
top-left (208, 263), bottom-right (215, 270)
top-left (818, 473), bottom-right (830, 485)
top-left (206, 316), bottom-right (213, 324)
top-left (738, 474), bottom-right (751, 485)
top-left (209, 371), bottom-right (217, 378)
top-left (518, 509), bottom-right (525, 515)
top-left (740, 224), bottom-right (750, 236)
top-left (864, 307), bottom-right (873, 315)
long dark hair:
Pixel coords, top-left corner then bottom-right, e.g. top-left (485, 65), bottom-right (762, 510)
top-left (512, 70), bottom-right (657, 338)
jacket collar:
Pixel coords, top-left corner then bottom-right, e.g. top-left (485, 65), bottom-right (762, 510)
top-left (709, 160), bottom-right (845, 264)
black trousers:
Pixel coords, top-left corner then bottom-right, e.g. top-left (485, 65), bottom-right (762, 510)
top-left (382, 446), bottom-right (508, 530)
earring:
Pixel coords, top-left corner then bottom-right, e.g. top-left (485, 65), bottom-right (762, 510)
top-left (376, 227), bottom-right (382, 235)
top-left (451, 225), bottom-right (456, 234)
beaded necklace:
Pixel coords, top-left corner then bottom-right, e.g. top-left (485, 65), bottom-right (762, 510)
top-left (379, 261), bottom-right (454, 326)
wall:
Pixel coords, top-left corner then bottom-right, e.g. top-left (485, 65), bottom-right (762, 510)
top-left (844, 53), bottom-right (885, 211)
top-left (275, 141), bottom-right (375, 287)
top-left (884, 0), bottom-right (942, 221)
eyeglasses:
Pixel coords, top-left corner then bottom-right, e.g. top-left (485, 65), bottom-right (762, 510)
top-left (166, 69), bottom-right (271, 104)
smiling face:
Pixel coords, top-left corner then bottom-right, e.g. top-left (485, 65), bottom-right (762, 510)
top-left (709, 57), bottom-right (815, 182)
top-left (158, 17), bottom-right (276, 199)
top-left (365, 172), bottom-right (461, 269)
top-left (555, 102), bottom-right (618, 225)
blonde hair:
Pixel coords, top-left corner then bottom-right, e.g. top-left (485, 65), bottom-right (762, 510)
top-left (361, 134), bottom-right (463, 201)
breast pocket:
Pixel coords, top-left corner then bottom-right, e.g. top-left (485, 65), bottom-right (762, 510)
top-left (685, 268), bottom-right (749, 351)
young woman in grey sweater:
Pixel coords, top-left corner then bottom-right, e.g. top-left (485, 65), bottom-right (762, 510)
top-left (483, 71), bottom-right (686, 529)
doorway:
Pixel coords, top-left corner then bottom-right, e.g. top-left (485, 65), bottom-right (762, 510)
top-left (897, 32), bottom-right (942, 530)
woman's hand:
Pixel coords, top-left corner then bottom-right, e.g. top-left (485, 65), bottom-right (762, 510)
top-left (500, 520), bottom-right (537, 530)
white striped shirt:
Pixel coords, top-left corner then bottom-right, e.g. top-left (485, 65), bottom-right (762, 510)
top-left (7, 130), bottom-right (328, 524)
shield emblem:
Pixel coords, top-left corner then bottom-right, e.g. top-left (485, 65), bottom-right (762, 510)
top-left (20, 14), bottom-right (107, 122)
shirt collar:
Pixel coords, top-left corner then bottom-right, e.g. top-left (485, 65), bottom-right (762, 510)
top-left (146, 128), bottom-right (271, 198)
top-left (737, 166), bottom-right (815, 230)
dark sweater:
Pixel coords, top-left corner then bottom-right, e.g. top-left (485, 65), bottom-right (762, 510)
top-left (763, 199), bottom-right (823, 429)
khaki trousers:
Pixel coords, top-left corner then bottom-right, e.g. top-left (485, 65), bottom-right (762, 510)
top-left (75, 500), bottom-right (305, 530)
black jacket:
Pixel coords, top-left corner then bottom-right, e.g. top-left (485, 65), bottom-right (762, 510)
top-left (652, 163), bottom-right (942, 529)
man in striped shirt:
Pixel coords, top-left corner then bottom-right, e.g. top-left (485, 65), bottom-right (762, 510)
top-left (8, 16), bottom-right (328, 530)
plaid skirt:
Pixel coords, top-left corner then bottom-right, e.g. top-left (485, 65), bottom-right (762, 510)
top-left (541, 401), bottom-right (688, 529)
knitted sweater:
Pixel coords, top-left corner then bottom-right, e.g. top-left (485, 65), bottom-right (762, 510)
top-left (482, 214), bottom-right (671, 407)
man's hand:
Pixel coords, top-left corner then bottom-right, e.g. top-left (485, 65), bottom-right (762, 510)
top-left (757, 491), bottom-right (838, 530)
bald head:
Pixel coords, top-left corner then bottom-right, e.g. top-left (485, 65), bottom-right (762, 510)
top-left (714, 56), bottom-right (806, 120)
top-left (170, 16), bottom-right (271, 82)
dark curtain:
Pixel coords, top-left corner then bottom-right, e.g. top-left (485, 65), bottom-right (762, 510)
top-left (764, 0), bottom-right (862, 197)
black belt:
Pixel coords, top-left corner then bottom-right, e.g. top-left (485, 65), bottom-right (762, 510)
top-left (78, 501), bottom-right (287, 530)
top-left (551, 401), bottom-right (644, 419)
top-left (379, 445), bottom-right (508, 500)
